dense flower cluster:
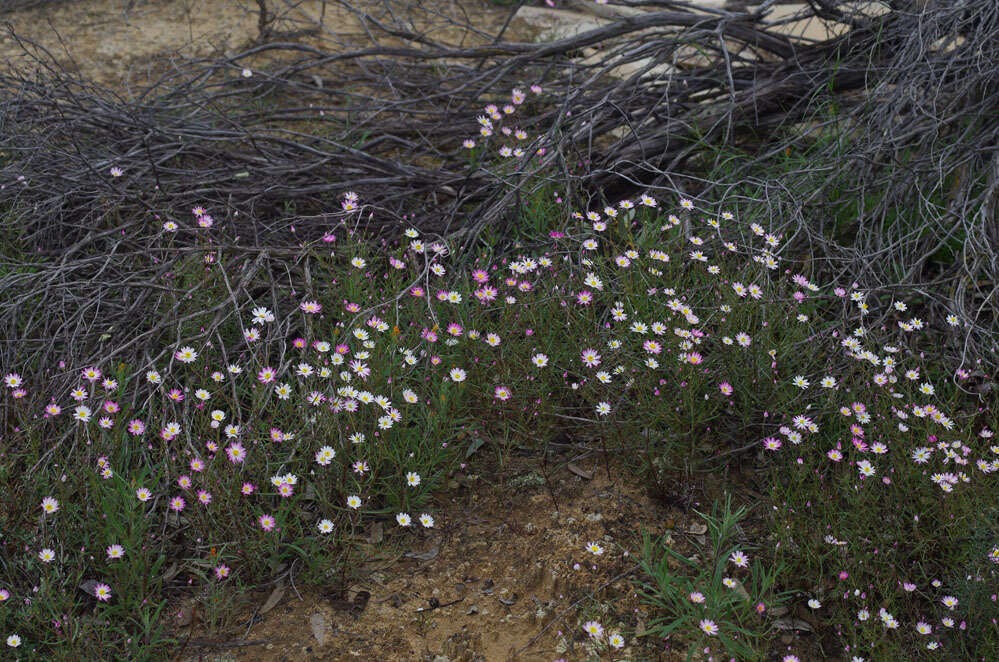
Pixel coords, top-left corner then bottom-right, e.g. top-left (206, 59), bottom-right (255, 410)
top-left (2, 85), bottom-right (995, 660)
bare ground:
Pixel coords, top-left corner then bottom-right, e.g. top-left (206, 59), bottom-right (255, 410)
top-left (0, 0), bottom-right (516, 87)
top-left (175, 456), bottom-right (683, 662)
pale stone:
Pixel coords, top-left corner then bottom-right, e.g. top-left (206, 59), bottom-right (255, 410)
top-left (512, 6), bottom-right (677, 80)
top-left (512, 7), bottom-right (611, 43)
top-left (746, 2), bottom-right (890, 42)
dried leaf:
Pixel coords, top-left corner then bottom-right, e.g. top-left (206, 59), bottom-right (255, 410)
top-left (774, 617), bottom-right (813, 632)
top-left (161, 562), bottom-right (180, 582)
top-left (731, 578), bottom-right (752, 602)
top-left (687, 521), bottom-right (708, 535)
top-left (567, 462), bottom-right (593, 480)
top-left (404, 545), bottom-right (440, 561)
top-left (303, 483), bottom-right (318, 501)
top-left (367, 521), bottom-right (383, 544)
top-left (309, 613), bottom-right (328, 645)
top-left (465, 437), bottom-right (486, 458)
top-left (327, 597), bottom-right (354, 612)
top-left (78, 579), bottom-right (100, 598)
top-left (260, 582), bottom-right (286, 615)
top-left (635, 616), bottom-right (646, 637)
top-left (352, 590), bottom-right (371, 614)
top-left (175, 597), bottom-right (197, 627)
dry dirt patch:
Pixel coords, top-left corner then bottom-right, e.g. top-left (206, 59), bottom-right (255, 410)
top-left (0, 0), bottom-right (516, 87)
top-left (179, 458), bottom-right (683, 662)
top-left (1, 0), bottom-right (259, 84)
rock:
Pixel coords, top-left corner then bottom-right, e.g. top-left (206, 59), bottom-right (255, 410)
top-left (512, 7), bottom-right (610, 43)
top-left (568, 0), bottom-right (729, 20)
top-left (566, 0), bottom-right (649, 20)
top-left (512, 6), bottom-right (677, 81)
top-left (746, 2), bottom-right (890, 42)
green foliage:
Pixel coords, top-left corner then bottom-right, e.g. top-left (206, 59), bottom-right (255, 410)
top-left (2, 79), bottom-right (997, 661)
top-left (637, 496), bottom-right (788, 661)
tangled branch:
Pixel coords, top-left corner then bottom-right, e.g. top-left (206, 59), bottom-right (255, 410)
top-left (0, 0), bottom-right (996, 416)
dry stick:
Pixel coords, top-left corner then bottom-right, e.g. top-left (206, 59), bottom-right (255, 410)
top-left (1, 0), bottom-right (996, 423)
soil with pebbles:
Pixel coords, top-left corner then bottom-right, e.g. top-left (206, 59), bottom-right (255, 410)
top-left (178, 455), bottom-right (682, 662)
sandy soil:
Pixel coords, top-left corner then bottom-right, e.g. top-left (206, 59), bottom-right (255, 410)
top-left (174, 456), bottom-right (685, 662)
top-left (1, 0), bottom-right (258, 85)
top-left (0, 0), bottom-right (516, 88)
